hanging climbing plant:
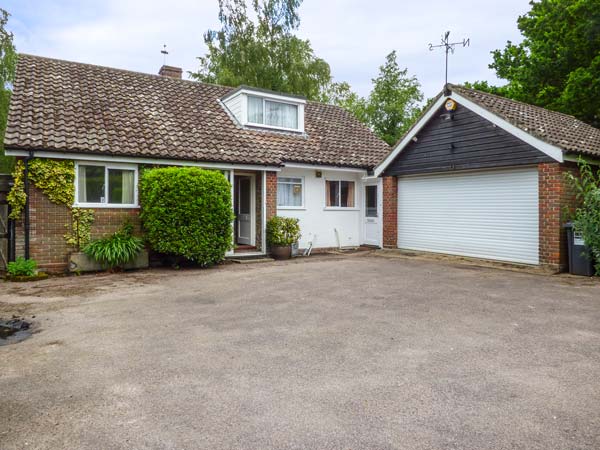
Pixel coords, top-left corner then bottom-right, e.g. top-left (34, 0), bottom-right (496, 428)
top-left (7, 158), bottom-right (94, 248)
top-left (7, 159), bottom-right (76, 219)
top-left (7, 160), bottom-right (26, 219)
top-left (64, 207), bottom-right (95, 251)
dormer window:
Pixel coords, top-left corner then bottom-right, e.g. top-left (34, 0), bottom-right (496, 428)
top-left (222, 86), bottom-right (305, 133)
top-left (248, 96), bottom-right (298, 129)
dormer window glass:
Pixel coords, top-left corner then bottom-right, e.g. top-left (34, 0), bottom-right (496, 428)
top-left (247, 95), bottom-right (299, 130)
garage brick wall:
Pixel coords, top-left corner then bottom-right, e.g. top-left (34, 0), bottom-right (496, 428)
top-left (382, 176), bottom-right (398, 248)
top-left (538, 162), bottom-right (578, 270)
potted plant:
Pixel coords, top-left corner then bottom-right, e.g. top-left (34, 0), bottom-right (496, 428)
top-left (266, 216), bottom-right (301, 260)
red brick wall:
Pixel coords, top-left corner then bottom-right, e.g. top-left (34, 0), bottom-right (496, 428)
top-left (382, 176), bottom-right (398, 248)
top-left (15, 185), bottom-right (141, 273)
top-left (538, 162), bottom-right (578, 270)
top-left (265, 171), bottom-right (277, 220)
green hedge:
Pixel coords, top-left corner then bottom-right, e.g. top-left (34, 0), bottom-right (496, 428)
top-left (139, 167), bottom-right (234, 265)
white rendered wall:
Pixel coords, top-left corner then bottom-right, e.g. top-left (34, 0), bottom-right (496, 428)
top-left (276, 168), bottom-right (364, 249)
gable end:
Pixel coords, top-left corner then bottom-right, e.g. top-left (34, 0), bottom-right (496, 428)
top-left (383, 103), bottom-right (555, 177)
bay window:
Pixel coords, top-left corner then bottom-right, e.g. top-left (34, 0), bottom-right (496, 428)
top-left (76, 163), bottom-right (137, 207)
top-left (325, 180), bottom-right (355, 208)
top-left (277, 177), bottom-right (304, 208)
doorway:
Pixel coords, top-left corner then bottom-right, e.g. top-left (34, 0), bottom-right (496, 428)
top-left (234, 174), bottom-right (255, 248)
top-left (363, 182), bottom-right (381, 247)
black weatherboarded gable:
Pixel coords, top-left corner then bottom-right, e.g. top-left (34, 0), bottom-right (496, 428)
top-left (383, 103), bottom-right (554, 176)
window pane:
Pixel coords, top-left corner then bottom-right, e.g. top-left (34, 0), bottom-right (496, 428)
top-left (248, 96), bottom-right (264, 123)
top-left (78, 165), bottom-right (104, 203)
top-left (340, 181), bottom-right (355, 207)
top-left (108, 169), bottom-right (135, 204)
top-left (277, 178), bottom-right (302, 207)
top-left (326, 180), bottom-right (339, 207)
top-left (366, 185), bottom-right (377, 217)
top-left (265, 100), bottom-right (298, 129)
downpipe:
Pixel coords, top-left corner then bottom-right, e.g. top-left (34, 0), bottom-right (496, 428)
top-left (23, 151), bottom-right (34, 260)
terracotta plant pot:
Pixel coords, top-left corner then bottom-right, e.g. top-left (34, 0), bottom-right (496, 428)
top-left (270, 245), bottom-right (292, 260)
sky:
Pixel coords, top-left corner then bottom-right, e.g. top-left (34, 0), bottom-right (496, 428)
top-left (4, 0), bottom-right (531, 100)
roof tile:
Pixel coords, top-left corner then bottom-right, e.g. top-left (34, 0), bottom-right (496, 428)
top-left (6, 54), bottom-right (390, 169)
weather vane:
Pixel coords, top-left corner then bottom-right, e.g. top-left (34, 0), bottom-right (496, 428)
top-left (428, 31), bottom-right (470, 86)
top-left (161, 44), bottom-right (169, 65)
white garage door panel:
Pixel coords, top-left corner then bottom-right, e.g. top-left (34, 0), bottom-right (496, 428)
top-left (398, 168), bottom-right (539, 264)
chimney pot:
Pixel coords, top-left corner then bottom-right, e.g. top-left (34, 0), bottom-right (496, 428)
top-left (159, 65), bottom-right (183, 79)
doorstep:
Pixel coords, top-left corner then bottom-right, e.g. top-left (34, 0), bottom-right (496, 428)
top-left (226, 253), bottom-right (274, 264)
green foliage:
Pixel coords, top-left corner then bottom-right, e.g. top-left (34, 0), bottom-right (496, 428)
top-left (191, 0), bottom-right (331, 100)
top-left (83, 223), bottom-right (144, 270)
top-left (64, 208), bottom-right (95, 251)
top-left (7, 159), bottom-right (24, 219)
top-left (321, 81), bottom-right (369, 124)
top-left (266, 216), bottom-right (301, 246)
top-left (324, 51), bottom-right (423, 146)
top-left (7, 257), bottom-right (37, 277)
top-left (365, 51), bottom-right (424, 145)
top-left (7, 159), bottom-right (75, 219)
top-left (482, 0), bottom-right (600, 127)
top-left (0, 8), bottom-right (17, 173)
top-left (139, 167), bottom-right (234, 266)
top-left (565, 159), bottom-right (600, 275)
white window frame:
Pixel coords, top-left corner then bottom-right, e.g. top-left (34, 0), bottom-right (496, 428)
top-left (74, 161), bottom-right (139, 208)
top-left (324, 179), bottom-right (358, 211)
top-left (277, 176), bottom-right (305, 210)
top-left (246, 95), bottom-right (301, 132)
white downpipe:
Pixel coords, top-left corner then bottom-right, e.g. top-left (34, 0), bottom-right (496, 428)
top-left (334, 228), bottom-right (342, 250)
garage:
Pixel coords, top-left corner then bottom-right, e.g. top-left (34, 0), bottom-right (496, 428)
top-left (373, 84), bottom-right (597, 269)
top-left (397, 167), bottom-right (539, 264)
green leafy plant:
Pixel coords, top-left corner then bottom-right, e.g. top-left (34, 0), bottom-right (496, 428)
top-left (565, 158), bottom-right (600, 275)
top-left (64, 208), bottom-right (95, 251)
top-left (7, 257), bottom-right (37, 277)
top-left (83, 223), bottom-right (144, 270)
top-left (266, 216), bottom-right (301, 247)
top-left (7, 159), bottom-right (75, 219)
top-left (139, 167), bottom-right (234, 266)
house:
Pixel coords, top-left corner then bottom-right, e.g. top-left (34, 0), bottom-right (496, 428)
top-left (374, 84), bottom-right (600, 270)
top-left (4, 54), bottom-right (390, 272)
top-left (5, 55), bottom-right (599, 274)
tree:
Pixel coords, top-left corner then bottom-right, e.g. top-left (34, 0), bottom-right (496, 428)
top-left (479, 0), bottom-right (600, 127)
top-left (323, 52), bottom-right (423, 146)
top-left (364, 51), bottom-right (423, 145)
top-left (191, 0), bottom-right (331, 100)
top-left (320, 81), bottom-right (368, 124)
top-left (0, 8), bottom-right (17, 173)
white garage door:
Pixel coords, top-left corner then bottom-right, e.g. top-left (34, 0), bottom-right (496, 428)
top-left (397, 167), bottom-right (539, 264)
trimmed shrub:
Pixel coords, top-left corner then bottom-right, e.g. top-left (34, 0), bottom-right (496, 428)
top-left (83, 223), bottom-right (144, 270)
top-left (139, 167), bottom-right (234, 265)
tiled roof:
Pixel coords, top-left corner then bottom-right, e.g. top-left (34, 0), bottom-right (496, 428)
top-left (449, 84), bottom-right (600, 157)
top-left (5, 54), bottom-right (390, 169)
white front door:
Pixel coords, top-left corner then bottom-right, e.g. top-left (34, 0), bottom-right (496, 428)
top-left (363, 182), bottom-right (381, 246)
top-left (236, 176), bottom-right (252, 245)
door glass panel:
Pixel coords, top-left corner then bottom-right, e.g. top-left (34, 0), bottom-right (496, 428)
top-left (239, 178), bottom-right (251, 214)
top-left (366, 185), bottom-right (377, 217)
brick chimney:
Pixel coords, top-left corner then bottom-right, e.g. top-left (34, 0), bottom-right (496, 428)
top-left (159, 65), bottom-right (182, 79)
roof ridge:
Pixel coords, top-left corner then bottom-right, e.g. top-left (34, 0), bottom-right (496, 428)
top-left (18, 53), bottom-right (236, 91)
top-left (449, 83), bottom-right (593, 128)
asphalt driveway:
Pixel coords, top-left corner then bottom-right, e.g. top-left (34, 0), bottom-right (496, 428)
top-left (1, 253), bottom-right (599, 450)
